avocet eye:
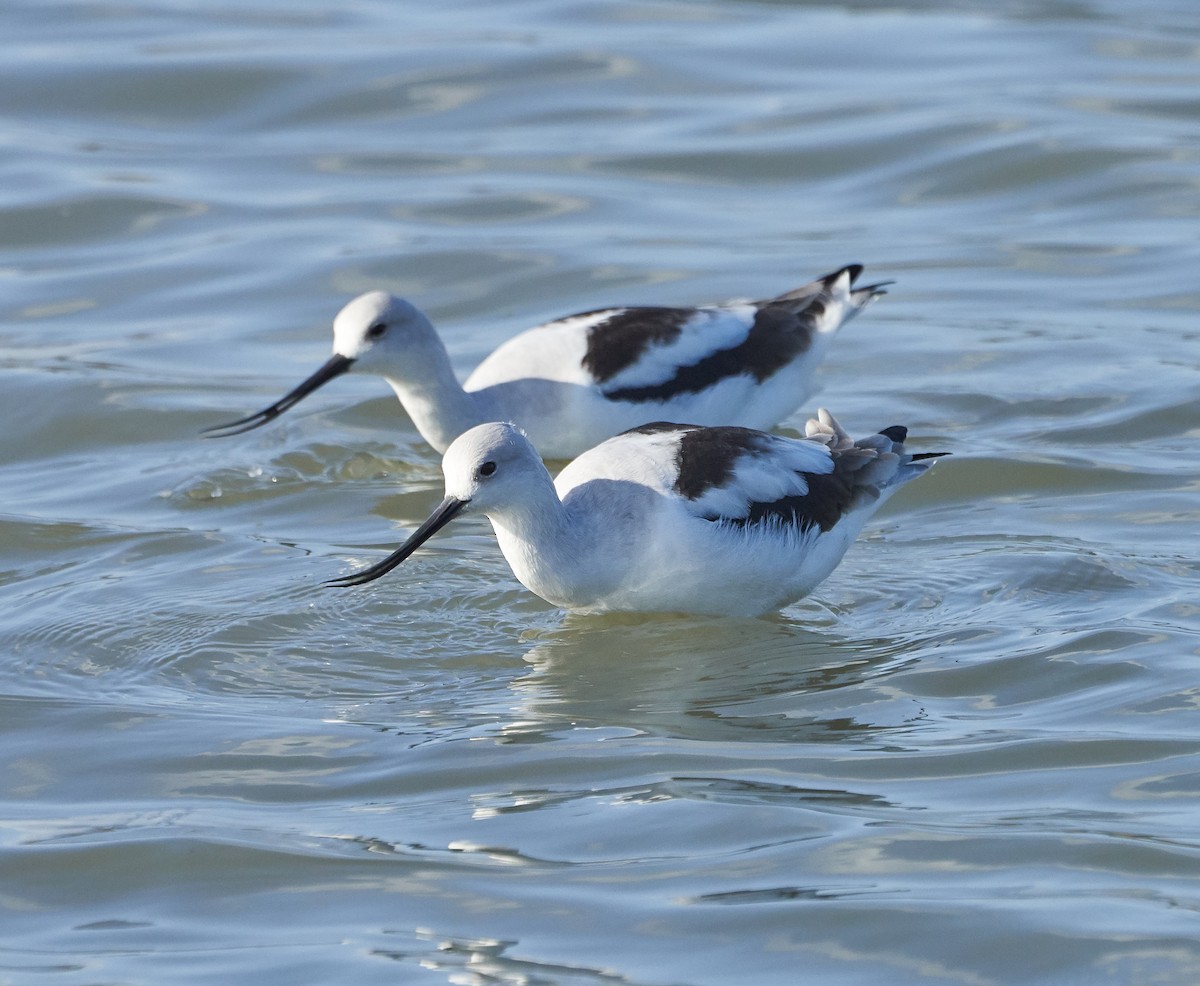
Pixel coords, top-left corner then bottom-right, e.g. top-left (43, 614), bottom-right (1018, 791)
top-left (478, 461), bottom-right (497, 478)
top-left (366, 322), bottom-right (387, 340)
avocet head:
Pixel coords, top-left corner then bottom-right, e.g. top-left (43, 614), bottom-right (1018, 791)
top-left (325, 422), bottom-right (545, 590)
top-left (440, 422), bottom-right (544, 508)
top-left (203, 291), bottom-right (438, 438)
top-left (330, 291), bottom-right (437, 365)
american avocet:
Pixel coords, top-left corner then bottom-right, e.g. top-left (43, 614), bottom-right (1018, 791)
top-left (205, 265), bottom-right (885, 458)
top-left (326, 410), bottom-right (945, 616)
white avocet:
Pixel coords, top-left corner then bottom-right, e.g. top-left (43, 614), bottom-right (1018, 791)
top-left (205, 265), bottom-right (886, 458)
top-left (326, 410), bottom-right (945, 616)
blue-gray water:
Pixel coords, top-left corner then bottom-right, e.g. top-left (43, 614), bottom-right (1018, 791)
top-left (2, 0), bottom-right (1199, 983)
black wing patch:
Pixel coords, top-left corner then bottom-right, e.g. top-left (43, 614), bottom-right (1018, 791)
top-left (663, 424), bottom-right (871, 534)
top-left (625, 420), bottom-right (913, 535)
top-left (584, 266), bottom-right (875, 404)
top-left (580, 308), bottom-right (691, 384)
top-left (731, 470), bottom-right (858, 533)
top-left (622, 422), bottom-right (774, 500)
top-left (667, 425), bottom-right (771, 500)
top-left (599, 303), bottom-right (814, 404)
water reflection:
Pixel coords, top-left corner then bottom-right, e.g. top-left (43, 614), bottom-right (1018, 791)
top-left (501, 612), bottom-right (927, 746)
top-left (374, 927), bottom-right (622, 985)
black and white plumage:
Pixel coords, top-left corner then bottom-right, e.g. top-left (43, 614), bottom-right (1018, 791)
top-left (326, 410), bottom-right (946, 616)
top-left (205, 266), bottom-right (886, 458)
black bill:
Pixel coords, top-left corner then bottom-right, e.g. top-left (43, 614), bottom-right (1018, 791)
top-left (202, 353), bottom-right (355, 438)
top-left (324, 496), bottom-right (469, 588)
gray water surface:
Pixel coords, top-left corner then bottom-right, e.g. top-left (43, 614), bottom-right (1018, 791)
top-left (2, 0), bottom-right (1200, 983)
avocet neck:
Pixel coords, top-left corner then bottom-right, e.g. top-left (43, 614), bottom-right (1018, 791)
top-left (379, 351), bottom-right (490, 454)
top-left (485, 483), bottom-right (622, 611)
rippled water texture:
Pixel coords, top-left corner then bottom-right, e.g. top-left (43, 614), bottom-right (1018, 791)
top-left (2, 0), bottom-right (1199, 982)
